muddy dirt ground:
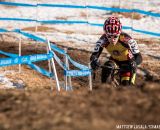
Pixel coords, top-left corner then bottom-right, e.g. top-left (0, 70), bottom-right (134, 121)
top-left (0, 39), bottom-right (159, 130)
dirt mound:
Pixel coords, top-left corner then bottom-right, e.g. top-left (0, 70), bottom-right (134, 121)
top-left (0, 40), bottom-right (159, 130)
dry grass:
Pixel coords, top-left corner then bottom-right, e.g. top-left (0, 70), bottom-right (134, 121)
top-left (22, 25), bottom-right (76, 34)
top-left (22, 26), bottom-right (59, 32)
top-left (112, 12), bottom-right (143, 20)
top-left (80, 12), bottom-right (87, 17)
top-left (55, 16), bottom-right (68, 20)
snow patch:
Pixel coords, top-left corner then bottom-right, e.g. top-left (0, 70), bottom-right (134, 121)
top-left (0, 71), bottom-right (25, 89)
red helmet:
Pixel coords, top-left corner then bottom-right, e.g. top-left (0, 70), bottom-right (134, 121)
top-left (103, 16), bottom-right (122, 35)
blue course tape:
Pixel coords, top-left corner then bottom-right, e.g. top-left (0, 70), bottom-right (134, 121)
top-left (0, 50), bottom-right (18, 57)
top-left (0, 28), bottom-right (8, 33)
top-left (133, 28), bottom-right (160, 37)
top-left (67, 55), bottom-right (89, 70)
top-left (0, 2), bottom-right (159, 18)
top-left (0, 50), bottom-right (53, 77)
top-left (2, 18), bottom-right (159, 37)
top-left (133, 9), bottom-right (160, 18)
top-left (0, 53), bottom-right (53, 67)
top-left (52, 51), bottom-right (67, 70)
top-left (0, 28), bottom-right (91, 77)
top-left (14, 29), bottom-right (47, 42)
top-left (88, 23), bottom-right (103, 27)
top-left (38, 4), bottom-right (85, 9)
top-left (0, 18), bottom-right (36, 22)
top-left (51, 44), bottom-right (66, 55)
top-left (88, 5), bottom-right (132, 12)
top-left (1, 17), bottom-right (160, 37)
top-left (39, 20), bottom-right (88, 24)
top-left (12, 30), bottom-right (90, 72)
top-left (122, 26), bottom-right (160, 37)
top-left (0, 2), bottom-right (35, 7)
top-left (39, 4), bottom-right (160, 18)
top-left (28, 63), bottom-right (53, 77)
top-left (88, 6), bottom-right (160, 17)
top-left (0, 27), bottom-right (90, 77)
top-left (65, 69), bottom-right (91, 77)
top-left (13, 29), bottom-right (66, 55)
top-left (88, 23), bottom-right (160, 37)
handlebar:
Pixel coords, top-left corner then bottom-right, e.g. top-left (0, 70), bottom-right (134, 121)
top-left (99, 65), bottom-right (120, 70)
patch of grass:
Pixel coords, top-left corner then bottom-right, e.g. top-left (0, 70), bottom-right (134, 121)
top-left (22, 26), bottom-right (58, 32)
top-left (112, 12), bottom-right (143, 20)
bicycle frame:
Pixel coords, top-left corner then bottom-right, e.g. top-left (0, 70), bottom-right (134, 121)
top-left (92, 63), bottom-right (134, 87)
top-left (101, 65), bottom-right (120, 86)
top-left (92, 65), bottom-right (120, 86)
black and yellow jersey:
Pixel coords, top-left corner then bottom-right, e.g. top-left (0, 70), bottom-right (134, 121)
top-left (90, 32), bottom-right (142, 64)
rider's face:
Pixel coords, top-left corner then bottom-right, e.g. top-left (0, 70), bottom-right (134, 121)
top-left (106, 34), bottom-right (120, 45)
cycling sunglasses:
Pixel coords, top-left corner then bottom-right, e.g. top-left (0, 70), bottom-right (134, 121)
top-left (107, 34), bottom-right (119, 39)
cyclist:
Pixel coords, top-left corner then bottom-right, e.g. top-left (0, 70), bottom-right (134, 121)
top-left (90, 16), bottom-right (142, 86)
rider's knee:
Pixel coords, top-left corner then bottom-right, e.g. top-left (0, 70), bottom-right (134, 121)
top-left (120, 73), bottom-right (136, 86)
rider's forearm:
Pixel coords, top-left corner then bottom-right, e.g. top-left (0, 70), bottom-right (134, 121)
top-left (90, 45), bottom-right (103, 62)
top-left (90, 52), bottom-right (101, 62)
